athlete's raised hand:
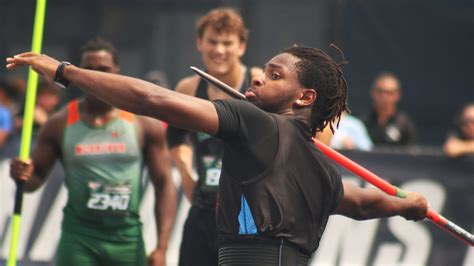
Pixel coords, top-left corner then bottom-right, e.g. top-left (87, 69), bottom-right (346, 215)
top-left (6, 52), bottom-right (61, 82)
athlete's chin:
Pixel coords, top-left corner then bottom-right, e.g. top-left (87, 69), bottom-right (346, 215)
top-left (206, 63), bottom-right (230, 75)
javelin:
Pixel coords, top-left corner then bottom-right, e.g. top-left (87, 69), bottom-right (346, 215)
top-left (190, 66), bottom-right (474, 246)
top-left (7, 1), bottom-right (48, 265)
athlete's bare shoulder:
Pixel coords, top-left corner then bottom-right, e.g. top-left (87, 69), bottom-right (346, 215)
top-left (137, 115), bottom-right (166, 134)
top-left (36, 105), bottom-right (68, 146)
top-left (175, 75), bottom-right (200, 96)
top-left (45, 106), bottom-right (68, 131)
top-left (136, 115), bottom-right (167, 147)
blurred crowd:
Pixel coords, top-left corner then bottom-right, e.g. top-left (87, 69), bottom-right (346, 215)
top-left (0, 77), bottom-right (61, 146)
top-left (327, 72), bottom-right (473, 158)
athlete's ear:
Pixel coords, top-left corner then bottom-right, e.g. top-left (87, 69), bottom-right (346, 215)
top-left (295, 89), bottom-right (317, 107)
top-left (238, 40), bottom-right (247, 57)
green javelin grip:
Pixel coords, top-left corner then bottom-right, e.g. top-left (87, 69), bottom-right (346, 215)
top-left (7, 0), bottom-right (47, 265)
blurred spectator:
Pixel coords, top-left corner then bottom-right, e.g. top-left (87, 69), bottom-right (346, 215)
top-left (16, 79), bottom-right (61, 132)
top-left (8, 76), bottom-right (27, 100)
top-left (34, 80), bottom-right (61, 128)
top-left (330, 112), bottom-right (373, 151)
top-left (443, 103), bottom-right (474, 158)
top-left (362, 72), bottom-right (416, 146)
top-left (0, 103), bottom-right (12, 148)
top-left (0, 79), bottom-right (17, 147)
top-left (0, 78), bottom-right (22, 113)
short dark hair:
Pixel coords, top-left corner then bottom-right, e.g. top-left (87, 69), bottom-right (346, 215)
top-left (283, 45), bottom-right (349, 134)
top-left (80, 37), bottom-right (119, 65)
top-left (196, 8), bottom-right (249, 42)
top-left (371, 71), bottom-right (401, 91)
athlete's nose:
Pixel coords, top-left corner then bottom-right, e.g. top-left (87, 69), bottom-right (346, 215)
top-left (215, 43), bottom-right (226, 55)
top-left (251, 74), bottom-right (264, 87)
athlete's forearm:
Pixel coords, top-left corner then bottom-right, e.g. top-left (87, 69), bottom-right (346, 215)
top-left (173, 163), bottom-right (196, 201)
top-left (23, 174), bottom-right (46, 192)
top-left (64, 65), bottom-right (167, 117)
top-left (155, 177), bottom-right (177, 250)
top-left (355, 189), bottom-right (412, 220)
top-left (335, 181), bottom-right (427, 221)
top-left (170, 146), bottom-right (196, 201)
top-left (444, 138), bottom-right (474, 158)
top-left (181, 173), bottom-right (196, 202)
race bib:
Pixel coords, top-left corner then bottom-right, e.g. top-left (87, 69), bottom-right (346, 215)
top-left (205, 168), bottom-right (221, 186)
top-left (86, 181), bottom-right (132, 214)
top-left (200, 155), bottom-right (222, 191)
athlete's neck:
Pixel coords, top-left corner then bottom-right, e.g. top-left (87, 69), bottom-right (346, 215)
top-left (280, 107), bottom-right (313, 129)
top-left (82, 96), bottom-right (115, 117)
top-left (375, 105), bottom-right (397, 125)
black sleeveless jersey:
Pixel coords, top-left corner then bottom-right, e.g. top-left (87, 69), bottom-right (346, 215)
top-left (213, 99), bottom-right (344, 255)
top-left (167, 68), bottom-right (252, 209)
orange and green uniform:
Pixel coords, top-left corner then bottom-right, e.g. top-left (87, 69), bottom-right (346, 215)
top-left (56, 99), bottom-right (146, 266)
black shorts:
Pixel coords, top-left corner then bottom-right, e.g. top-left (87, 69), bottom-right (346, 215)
top-left (218, 238), bottom-right (310, 266)
top-left (179, 205), bottom-right (218, 266)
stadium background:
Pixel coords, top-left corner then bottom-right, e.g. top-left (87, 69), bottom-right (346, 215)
top-left (1, 0), bottom-right (473, 265)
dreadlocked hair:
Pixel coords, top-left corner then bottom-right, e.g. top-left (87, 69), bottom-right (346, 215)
top-left (283, 44), bottom-right (350, 135)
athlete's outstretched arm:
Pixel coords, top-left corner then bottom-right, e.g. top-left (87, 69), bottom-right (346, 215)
top-left (6, 53), bottom-right (219, 135)
top-left (333, 181), bottom-right (428, 221)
